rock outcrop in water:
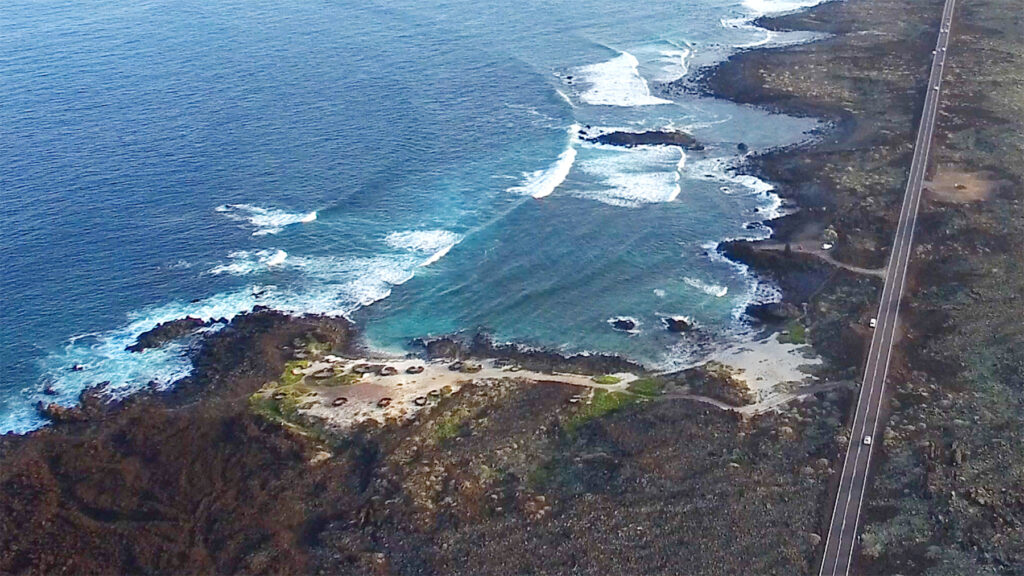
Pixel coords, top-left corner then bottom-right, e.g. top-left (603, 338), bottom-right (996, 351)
top-left (585, 130), bottom-right (702, 150)
top-left (126, 316), bottom-right (212, 352)
top-left (414, 333), bottom-right (643, 376)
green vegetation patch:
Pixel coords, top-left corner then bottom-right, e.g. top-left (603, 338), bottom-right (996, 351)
top-left (627, 377), bottom-right (664, 397)
top-left (566, 389), bottom-right (640, 434)
top-left (434, 408), bottom-right (471, 442)
top-left (281, 359), bottom-right (311, 386)
top-left (321, 372), bottom-right (362, 387)
top-left (777, 320), bottom-right (807, 344)
top-left (591, 374), bottom-right (622, 385)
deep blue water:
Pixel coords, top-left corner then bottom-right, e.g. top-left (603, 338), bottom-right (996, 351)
top-left (1, 0), bottom-right (824, 433)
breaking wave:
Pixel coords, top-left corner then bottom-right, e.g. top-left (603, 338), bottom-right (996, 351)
top-left (575, 144), bottom-right (685, 207)
top-left (508, 124), bottom-right (579, 199)
top-left (577, 52), bottom-right (672, 107)
top-left (684, 277), bottom-right (729, 298)
top-left (209, 249), bottom-right (288, 276)
top-left (215, 204), bottom-right (317, 236)
top-left (385, 229), bottom-right (465, 267)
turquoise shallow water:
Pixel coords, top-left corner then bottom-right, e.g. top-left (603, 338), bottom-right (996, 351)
top-left (0, 0), bottom-right (823, 433)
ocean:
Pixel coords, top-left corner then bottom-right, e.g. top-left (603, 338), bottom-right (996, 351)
top-left (0, 0), bottom-right (825, 433)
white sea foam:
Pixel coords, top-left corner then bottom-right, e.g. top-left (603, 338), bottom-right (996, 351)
top-left (385, 229), bottom-right (465, 267)
top-left (723, 0), bottom-right (828, 49)
top-left (701, 240), bottom-right (782, 322)
top-left (215, 203), bottom-right (317, 236)
top-left (684, 277), bottom-right (729, 298)
top-left (555, 89), bottom-right (575, 108)
top-left (575, 145), bottom-right (684, 207)
top-left (577, 52), bottom-right (672, 107)
top-left (688, 156), bottom-right (784, 226)
top-left (508, 124), bottom-right (579, 199)
top-left (209, 249), bottom-right (288, 276)
top-left (743, 0), bottom-right (826, 15)
top-left (656, 44), bottom-right (693, 82)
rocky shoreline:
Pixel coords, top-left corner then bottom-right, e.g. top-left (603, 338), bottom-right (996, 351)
top-left (698, 0), bottom-right (1024, 572)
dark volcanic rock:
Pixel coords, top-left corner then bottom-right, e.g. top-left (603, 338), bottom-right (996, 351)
top-left (127, 316), bottom-right (210, 352)
top-left (587, 130), bottom-right (701, 149)
top-left (415, 333), bottom-right (643, 376)
top-left (35, 402), bottom-right (88, 424)
top-left (609, 317), bottom-right (637, 332)
top-left (662, 316), bottom-right (694, 333)
top-left (2, 310), bottom-right (356, 575)
top-left (746, 302), bottom-right (802, 323)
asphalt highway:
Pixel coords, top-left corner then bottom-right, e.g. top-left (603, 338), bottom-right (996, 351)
top-left (817, 0), bottom-right (956, 573)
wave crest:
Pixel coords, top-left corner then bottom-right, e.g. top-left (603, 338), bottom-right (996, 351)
top-left (216, 204), bottom-right (317, 236)
top-left (577, 52), bottom-right (672, 107)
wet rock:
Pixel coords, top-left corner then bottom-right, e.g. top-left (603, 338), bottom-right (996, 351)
top-left (746, 302), bottom-right (801, 323)
top-left (610, 317), bottom-right (637, 332)
top-left (127, 316), bottom-right (209, 352)
top-left (662, 316), bottom-right (693, 332)
top-left (737, 142), bottom-right (749, 152)
top-left (587, 130), bottom-right (700, 149)
top-left (42, 384), bottom-right (58, 396)
top-left (71, 364), bottom-right (86, 372)
top-left (36, 402), bottom-right (87, 424)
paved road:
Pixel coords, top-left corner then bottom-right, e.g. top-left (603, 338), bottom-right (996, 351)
top-left (818, 1), bottom-right (956, 574)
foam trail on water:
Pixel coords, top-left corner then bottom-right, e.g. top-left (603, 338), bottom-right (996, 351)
top-left (555, 89), bottom-right (575, 108)
top-left (574, 144), bottom-right (683, 207)
top-left (743, 0), bottom-right (827, 14)
top-left (216, 203), bottom-right (317, 236)
top-left (508, 124), bottom-right (579, 199)
top-left (577, 52), bottom-right (672, 107)
top-left (684, 277), bottom-right (729, 298)
top-left (208, 249), bottom-right (290, 276)
top-left (656, 43), bottom-right (693, 82)
top-left (688, 156), bottom-right (784, 225)
top-left (385, 230), bottom-right (465, 267)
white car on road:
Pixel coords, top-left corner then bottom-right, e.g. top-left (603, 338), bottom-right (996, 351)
top-left (863, 435), bottom-right (873, 446)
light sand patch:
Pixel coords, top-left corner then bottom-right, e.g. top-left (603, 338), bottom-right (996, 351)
top-left (925, 168), bottom-right (1003, 203)
top-left (297, 357), bottom-right (639, 430)
top-left (704, 336), bottom-right (823, 414)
